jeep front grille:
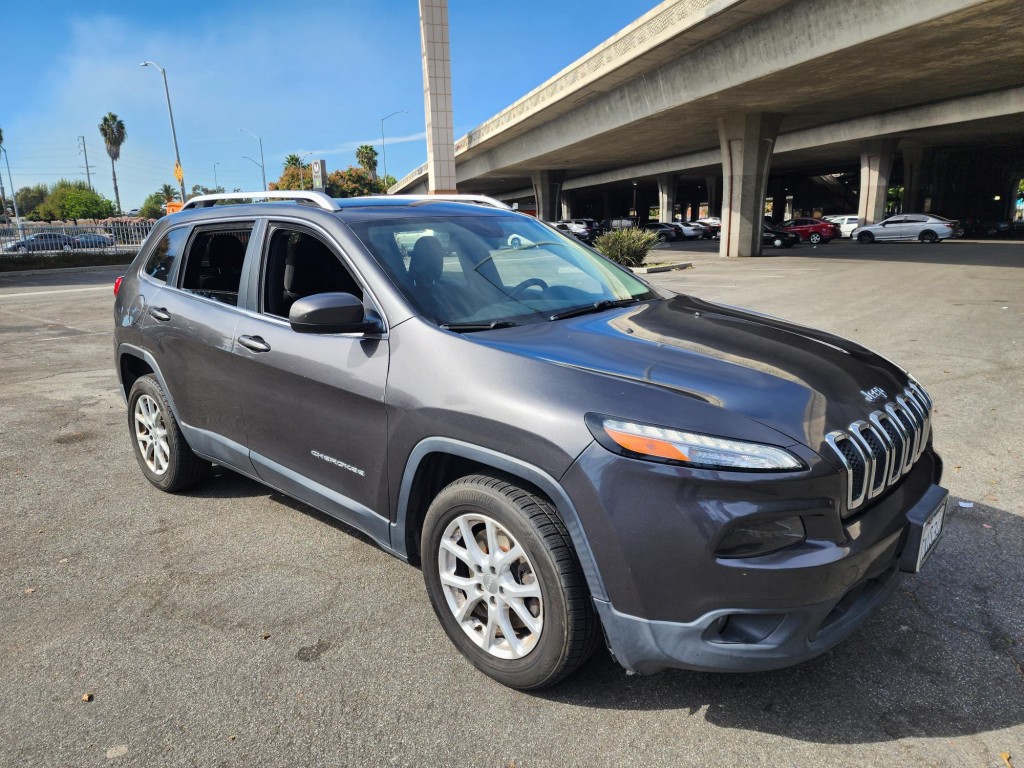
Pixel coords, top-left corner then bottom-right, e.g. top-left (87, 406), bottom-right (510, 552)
top-left (825, 383), bottom-right (932, 515)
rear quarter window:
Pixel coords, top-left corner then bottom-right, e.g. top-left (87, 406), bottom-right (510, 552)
top-left (142, 227), bottom-right (189, 283)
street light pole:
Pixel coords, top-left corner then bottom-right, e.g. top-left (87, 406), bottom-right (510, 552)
top-left (141, 61), bottom-right (185, 201)
top-left (213, 162), bottom-right (220, 190)
top-left (242, 156), bottom-right (265, 190)
top-left (299, 152), bottom-right (312, 191)
top-left (240, 129), bottom-right (267, 191)
top-left (380, 110), bottom-right (407, 189)
top-left (1, 146), bottom-right (23, 236)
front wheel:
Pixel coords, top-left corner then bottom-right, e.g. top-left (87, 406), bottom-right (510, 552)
top-left (919, 230), bottom-right (938, 243)
top-left (127, 374), bottom-right (210, 492)
top-left (808, 232), bottom-right (822, 244)
top-left (857, 231), bottom-right (875, 244)
top-left (421, 475), bottom-right (598, 690)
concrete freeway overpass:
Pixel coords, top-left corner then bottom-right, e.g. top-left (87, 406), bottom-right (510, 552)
top-left (394, 0), bottom-right (1024, 256)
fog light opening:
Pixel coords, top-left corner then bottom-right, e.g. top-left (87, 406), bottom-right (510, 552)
top-left (716, 516), bottom-right (806, 558)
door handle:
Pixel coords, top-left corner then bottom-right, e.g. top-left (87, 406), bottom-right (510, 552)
top-left (238, 334), bottom-right (271, 353)
top-left (149, 307), bottom-right (171, 322)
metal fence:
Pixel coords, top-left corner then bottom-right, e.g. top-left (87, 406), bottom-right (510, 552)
top-left (0, 220), bottom-right (155, 259)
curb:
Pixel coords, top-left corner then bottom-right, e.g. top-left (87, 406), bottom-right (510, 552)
top-left (631, 262), bottom-right (692, 274)
top-left (0, 263), bottom-right (131, 277)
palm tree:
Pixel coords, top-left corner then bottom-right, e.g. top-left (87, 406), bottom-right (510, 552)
top-left (283, 153), bottom-right (301, 168)
top-left (98, 113), bottom-right (126, 214)
top-left (356, 145), bottom-right (378, 181)
top-left (159, 183), bottom-right (180, 203)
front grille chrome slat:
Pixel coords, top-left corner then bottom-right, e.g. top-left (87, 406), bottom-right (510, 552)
top-left (827, 385), bottom-right (933, 515)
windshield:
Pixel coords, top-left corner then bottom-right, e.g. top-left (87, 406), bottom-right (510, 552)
top-left (348, 214), bottom-right (657, 326)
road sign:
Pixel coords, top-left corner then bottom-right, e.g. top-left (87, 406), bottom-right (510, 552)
top-left (174, 162), bottom-right (184, 185)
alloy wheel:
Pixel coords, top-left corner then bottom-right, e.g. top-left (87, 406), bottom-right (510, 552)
top-left (134, 394), bottom-right (170, 475)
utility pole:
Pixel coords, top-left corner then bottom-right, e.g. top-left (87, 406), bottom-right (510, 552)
top-left (78, 136), bottom-right (93, 190)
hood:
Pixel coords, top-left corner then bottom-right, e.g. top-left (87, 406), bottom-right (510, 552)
top-left (471, 296), bottom-right (912, 455)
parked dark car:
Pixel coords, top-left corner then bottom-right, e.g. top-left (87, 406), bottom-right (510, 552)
top-left (780, 217), bottom-right (840, 244)
top-left (763, 224), bottom-right (800, 248)
top-left (641, 222), bottom-right (679, 241)
top-left (113, 191), bottom-right (947, 690)
top-left (74, 233), bottom-right (115, 249)
top-left (3, 232), bottom-right (77, 253)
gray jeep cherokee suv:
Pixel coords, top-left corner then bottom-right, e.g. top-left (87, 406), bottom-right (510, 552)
top-left (114, 191), bottom-right (947, 689)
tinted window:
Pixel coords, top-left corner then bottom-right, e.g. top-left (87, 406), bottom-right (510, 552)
top-left (261, 226), bottom-right (363, 319)
top-left (178, 225), bottom-right (254, 305)
top-left (143, 226), bottom-right (189, 283)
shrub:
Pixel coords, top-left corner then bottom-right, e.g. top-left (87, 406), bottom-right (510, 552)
top-left (593, 227), bottom-right (660, 268)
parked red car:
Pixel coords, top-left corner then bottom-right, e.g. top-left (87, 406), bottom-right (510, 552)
top-left (780, 218), bottom-right (841, 244)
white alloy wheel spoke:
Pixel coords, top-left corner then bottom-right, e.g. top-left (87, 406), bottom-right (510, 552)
top-left (500, 577), bottom-right (541, 600)
top-left (506, 596), bottom-right (541, 635)
top-left (482, 604), bottom-right (499, 650)
top-left (496, 601), bottom-right (526, 656)
top-left (494, 543), bottom-right (524, 571)
top-left (454, 594), bottom-right (483, 624)
top-left (440, 571), bottom-right (477, 592)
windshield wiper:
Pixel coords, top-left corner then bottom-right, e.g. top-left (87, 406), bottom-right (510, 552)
top-left (440, 320), bottom-right (518, 333)
top-left (548, 298), bottom-right (641, 321)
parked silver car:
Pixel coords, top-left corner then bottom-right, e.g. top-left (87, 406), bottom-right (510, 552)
top-left (852, 214), bottom-right (957, 244)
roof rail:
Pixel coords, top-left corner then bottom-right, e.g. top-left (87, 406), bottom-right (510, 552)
top-left (379, 194), bottom-right (513, 210)
top-left (182, 190), bottom-right (340, 211)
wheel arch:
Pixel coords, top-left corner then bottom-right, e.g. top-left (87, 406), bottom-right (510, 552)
top-left (392, 437), bottom-right (608, 602)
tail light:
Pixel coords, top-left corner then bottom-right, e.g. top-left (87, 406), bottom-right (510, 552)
top-left (113, 276), bottom-right (123, 296)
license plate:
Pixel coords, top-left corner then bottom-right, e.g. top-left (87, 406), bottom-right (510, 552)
top-left (903, 497), bottom-right (946, 573)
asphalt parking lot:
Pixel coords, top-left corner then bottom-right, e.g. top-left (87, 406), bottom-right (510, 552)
top-left (1, 239), bottom-right (1022, 767)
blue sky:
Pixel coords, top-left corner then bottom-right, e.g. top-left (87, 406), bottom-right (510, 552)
top-left (0, 0), bottom-right (656, 209)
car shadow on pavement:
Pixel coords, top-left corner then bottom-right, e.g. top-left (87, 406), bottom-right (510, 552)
top-left (539, 500), bottom-right (1024, 744)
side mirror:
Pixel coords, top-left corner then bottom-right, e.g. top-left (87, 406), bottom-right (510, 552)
top-left (289, 292), bottom-right (383, 335)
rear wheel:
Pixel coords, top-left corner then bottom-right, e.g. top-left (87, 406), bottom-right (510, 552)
top-left (857, 231), bottom-right (875, 244)
top-left (421, 474), bottom-right (598, 690)
top-left (919, 230), bottom-right (938, 243)
top-left (128, 375), bottom-right (210, 492)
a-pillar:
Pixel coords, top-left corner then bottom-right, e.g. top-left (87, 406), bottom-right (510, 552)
top-left (704, 175), bottom-right (721, 218)
top-left (901, 141), bottom-right (931, 214)
top-left (657, 173), bottom-right (676, 223)
top-left (531, 170), bottom-right (565, 222)
top-left (858, 139), bottom-right (898, 225)
top-left (717, 113), bottom-right (781, 258)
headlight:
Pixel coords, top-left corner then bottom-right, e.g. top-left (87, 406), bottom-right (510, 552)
top-left (586, 414), bottom-right (803, 471)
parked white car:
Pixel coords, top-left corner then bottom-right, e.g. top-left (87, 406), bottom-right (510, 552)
top-left (824, 214), bottom-right (860, 238)
top-left (852, 214), bottom-right (958, 244)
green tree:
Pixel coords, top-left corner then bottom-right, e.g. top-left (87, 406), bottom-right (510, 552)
top-left (327, 166), bottom-right (380, 197)
top-left (99, 113), bottom-right (127, 214)
top-left (35, 179), bottom-right (115, 221)
top-left (138, 192), bottom-right (166, 219)
top-left (159, 183), bottom-right (180, 203)
top-left (189, 183), bottom-right (225, 199)
top-left (355, 145), bottom-right (378, 181)
top-left (15, 184), bottom-right (48, 219)
top-left (283, 154), bottom-right (302, 168)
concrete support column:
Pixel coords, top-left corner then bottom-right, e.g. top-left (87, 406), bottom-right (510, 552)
top-left (717, 112), bottom-right (781, 258)
top-left (901, 141), bottom-right (931, 214)
top-left (419, 0), bottom-right (456, 193)
top-left (657, 173), bottom-right (676, 223)
top-left (858, 139), bottom-right (898, 225)
top-left (531, 170), bottom-right (565, 222)
top-left (560, 190), bottom-right (573, 220)
top-left (704, 175), bottom-right (721, 217)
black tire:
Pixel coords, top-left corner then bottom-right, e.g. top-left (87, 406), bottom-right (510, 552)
top-left (920, 230), bottom-right (937, 243)
top-left (421, 474), bottom-right (598, 690)
top-left (782, 239), bottom-right (794, 248)
top-left (127, 374), bottom-right (210, 492)
top-left (857, 231), bottom-right (875, 244)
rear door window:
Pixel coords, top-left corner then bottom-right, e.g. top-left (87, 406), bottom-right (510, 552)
top-left (142, 226), bottom-right (189, 283)
top-left (178, 224), bottom-right (255, 306)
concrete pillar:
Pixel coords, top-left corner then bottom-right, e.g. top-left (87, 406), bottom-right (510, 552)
top-left (657, 174), bottom-right (676, 223)
top-left (717, 113), bottom-right (781, 258)
top-left (419, 0), bottom-right (456, 193)
top-left (704, 175), bottom-right (721, 218)
top-left (858, 139), bottom-right (898, 225)
top-left (531, 170), bottom-right (565, 222)
top-left (901, 141), bottom-right (931, 214)
top-left (560, 190), bottom-right (573, 220)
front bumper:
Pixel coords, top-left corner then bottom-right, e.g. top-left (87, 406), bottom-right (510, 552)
top-left (560, 440), bottom-right (946, 673)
